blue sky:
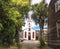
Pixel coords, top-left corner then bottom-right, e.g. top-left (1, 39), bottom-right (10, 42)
top-left (32, 24), bottom-right (40, 30)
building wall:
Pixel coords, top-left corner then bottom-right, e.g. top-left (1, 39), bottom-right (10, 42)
top-left (48, 0), bottom-right (60, 49)
top-left (23, 30), bottom-right (36, 40)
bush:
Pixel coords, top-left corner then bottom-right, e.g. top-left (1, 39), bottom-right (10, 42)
top-left (39, 38), bottom-right (45, 48)
top-left (38, 38), bottom-right (53, 49)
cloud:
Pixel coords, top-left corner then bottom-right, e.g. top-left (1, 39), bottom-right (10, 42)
top-left (31, 0), bottom-right (51, 5)
top-left (31, 0), bottom-right (41, 5)
top-left (46, 0), bottom-right (51, 5)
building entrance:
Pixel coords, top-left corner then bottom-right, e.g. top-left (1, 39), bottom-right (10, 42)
top-left (28, 32), bottom-right (31, 40)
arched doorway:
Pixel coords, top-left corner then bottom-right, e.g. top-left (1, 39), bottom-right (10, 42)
top-left (36, 36), bottom-right (38, 40)
top-left (28, 32), bottom-right (31, 40)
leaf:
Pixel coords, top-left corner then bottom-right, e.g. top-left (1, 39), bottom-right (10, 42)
top-left (0, 23), bottom-right (3, 30)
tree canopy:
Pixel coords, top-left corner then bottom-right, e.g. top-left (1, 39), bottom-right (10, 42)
top-left (0, 0), bottom-right (30, 47)
top-left (32, 0), bottom-right (48, 37)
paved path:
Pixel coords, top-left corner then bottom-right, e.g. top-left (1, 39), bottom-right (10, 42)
top-left (21, 40), bottom-right (40, 49)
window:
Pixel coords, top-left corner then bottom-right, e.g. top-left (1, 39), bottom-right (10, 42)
top-left (55, 0), bottom-right (60, 12)
top-left (28, 23), bottom-right (31, 27)
top-left (28, 23), bottom-right (30, 26)
top-left (25, 32), bottom-right (26, 38)
top-left (28, 28), bottom-right (30, 31)
top-left (33, 32), bottom-right (34, 38)
top-left (55, 3), bottom-right (58, 12)
top-left (56, 21), bottom-right (60, 38)
top-left (57, 4), bottom-right (60, 11)
top-left (29, 23), bottom-right (30, 25)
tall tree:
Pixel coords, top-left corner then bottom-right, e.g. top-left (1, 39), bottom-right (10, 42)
top-left (32, 0), bottom-right (48, 38)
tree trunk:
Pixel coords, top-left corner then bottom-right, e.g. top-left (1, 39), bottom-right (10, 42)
top-left (39, 16), bottom-right (44, 38)
top-left (39, 25), bottom-right (43, 38)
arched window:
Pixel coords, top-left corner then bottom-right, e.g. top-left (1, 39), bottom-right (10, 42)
top-left (28, 23), bottom-right (30, 27)
top-left (55, 0), bottom-right (60, 12)
top-left (25, 32), bottom-right (26, 38)
top-left (28, 28), bottom-right (30, 31)
top-left (33, 32), bottom-right (34, 38)
top-left (29, 23), bottom-right (30, 25)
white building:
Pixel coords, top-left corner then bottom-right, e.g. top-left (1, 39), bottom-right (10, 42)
top-left (22, 18), bottom-right (40, 40)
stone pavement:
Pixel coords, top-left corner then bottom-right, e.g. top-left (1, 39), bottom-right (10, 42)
top-left (21, 40), bottom-right (40, 49)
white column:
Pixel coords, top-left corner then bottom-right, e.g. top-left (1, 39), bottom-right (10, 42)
top-left (23, 31), bottom-right (25, 39)
top-left (34, 32), bottom-right (36, 40)
top-left (31, 31), bottom-right (32, 40)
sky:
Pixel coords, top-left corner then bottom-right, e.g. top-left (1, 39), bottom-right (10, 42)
top-left (31, 0), bottom-right (51, 5)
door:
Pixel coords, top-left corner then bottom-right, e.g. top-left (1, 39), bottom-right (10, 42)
top-left (28, 32), bottom-right (31, 40)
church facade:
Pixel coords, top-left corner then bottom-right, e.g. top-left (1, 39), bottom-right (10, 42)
top-left (22, 18), bottom-right (40, 40)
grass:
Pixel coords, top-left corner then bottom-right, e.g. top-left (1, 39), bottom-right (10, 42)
top-left (0, 44), bottom-right (22, 49)
top-left (42, 45), bottom-right (53, 49)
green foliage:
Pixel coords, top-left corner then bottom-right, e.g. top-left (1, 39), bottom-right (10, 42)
top-left (39, 38), bottom-right (53, 49)
top-left (42, 45), bottom-right (53, 49)
top-left (32, 0), bottom-right (49, 38)
top-left (39, 38), bottom-right (45, 48)
top-left (11, 0), bottom-right (30, 17)
top-left (7, 8), bottom-right (22, 24)
top-left (0, 0), bottom-right (30, 47)
top-left (32, 0), bottom-right (48, 24)
top-left (0, 23), bottom-right (3, 30)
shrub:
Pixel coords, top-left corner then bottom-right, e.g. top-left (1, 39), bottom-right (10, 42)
top-left (39, 38), bottom-right (45, 48)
